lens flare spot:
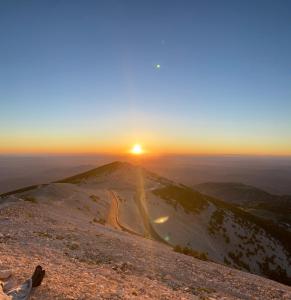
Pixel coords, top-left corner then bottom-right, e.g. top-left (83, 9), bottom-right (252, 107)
top-left (154, 216), bottom-right (169, 224)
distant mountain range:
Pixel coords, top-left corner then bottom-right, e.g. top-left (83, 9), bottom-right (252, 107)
top-left (1, 161), bottom-right (291, 286)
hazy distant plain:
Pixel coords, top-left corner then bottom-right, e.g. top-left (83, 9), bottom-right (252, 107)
top-left (1, 155), bottom-right (291, 195)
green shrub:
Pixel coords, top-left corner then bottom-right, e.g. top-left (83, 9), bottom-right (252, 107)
top-left (90, 195), bottom-right (99, 202)
top-left (174, 245), bottom-right (209, 261)
top-left (153, 185), bottom-right (208, 214)
top-left (23, 196), bottom-right (37, 203)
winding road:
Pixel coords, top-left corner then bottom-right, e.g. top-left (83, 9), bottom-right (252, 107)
top-left (107, 190), bottom-right (143, 237)
top-left (107, 189), bottom-right (169, 245)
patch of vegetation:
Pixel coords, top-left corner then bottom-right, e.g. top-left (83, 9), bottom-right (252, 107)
top-left (153, 185), bottom-right (209, 214)
top-left (23, 196), bottom-right (38, 203)
top-left (228, 251), bottom-right (250, 271)
top-left (224, 235), bottom-right (230, 244)
top-left (208, 194), bottom-right (291, 259)
top-left (208, 208), bottom-right (225, 234)
top-left (83, 204), bottom-right (90, 211)
top-left (224, 257), bottom-right (231, 265)
top-left (26, 212), bottom-right (33, 218)
top-left (67, 241), bottom-right (80, 250)
top-left (258, 257), bottom-right (291, 286)
top-left (174, 245), bottom-right (209, 261)
top-left (35, 231), bottom-right (53, 239)
top-left (245, 248), bottom-right (256, 258)
top-left (195, 286), bottom-right (215, 294)
top-left (93, 217), bottom-right (106, 225)
top-left (207, 209), bottom-right (231, 244)
top-left (90, 195), bottom-right (100, 202)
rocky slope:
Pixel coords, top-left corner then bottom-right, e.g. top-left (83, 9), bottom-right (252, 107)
top-left (0, 161), bottom-right (291, 299)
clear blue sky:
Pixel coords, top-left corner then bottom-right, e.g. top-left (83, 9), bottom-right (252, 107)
top-left (0, 0), bottom-right (291, 154)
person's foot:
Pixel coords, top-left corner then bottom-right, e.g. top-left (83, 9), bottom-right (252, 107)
top-left (31, 265), bottom-right (45, 287)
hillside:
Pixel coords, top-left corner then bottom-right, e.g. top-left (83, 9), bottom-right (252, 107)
top-left (195, 182), bottom-right (291, 231)
top-left (1, 161), bottom-right (291, 299)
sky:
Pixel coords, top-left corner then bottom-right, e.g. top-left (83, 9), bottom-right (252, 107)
top-left (0, 0), bottom-right (291, 155)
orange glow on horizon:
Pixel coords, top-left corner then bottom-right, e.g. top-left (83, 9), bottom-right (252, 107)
top-left (130, 144), bottom-right (143, 155)
top-left (0, 134), bottom-right (291, 156)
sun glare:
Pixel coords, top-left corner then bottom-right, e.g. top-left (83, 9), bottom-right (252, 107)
top-left (131, 144), bottom-right (143, 155)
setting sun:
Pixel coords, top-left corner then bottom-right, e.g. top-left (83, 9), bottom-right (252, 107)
top-left (131, 144), bottom-right (143, 155)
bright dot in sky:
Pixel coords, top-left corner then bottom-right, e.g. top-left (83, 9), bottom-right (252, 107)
top-left (131, 144), bottom-right (143, 155)
top-left (155, 64), bottom-right (161, 69)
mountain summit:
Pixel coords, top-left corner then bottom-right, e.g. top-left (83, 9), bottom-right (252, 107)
top-left (1, 162), bottom-right (291, 299)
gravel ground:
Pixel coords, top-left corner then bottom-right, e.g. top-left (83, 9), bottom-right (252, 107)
top-left (0, 198), bottom-right (291, 300)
